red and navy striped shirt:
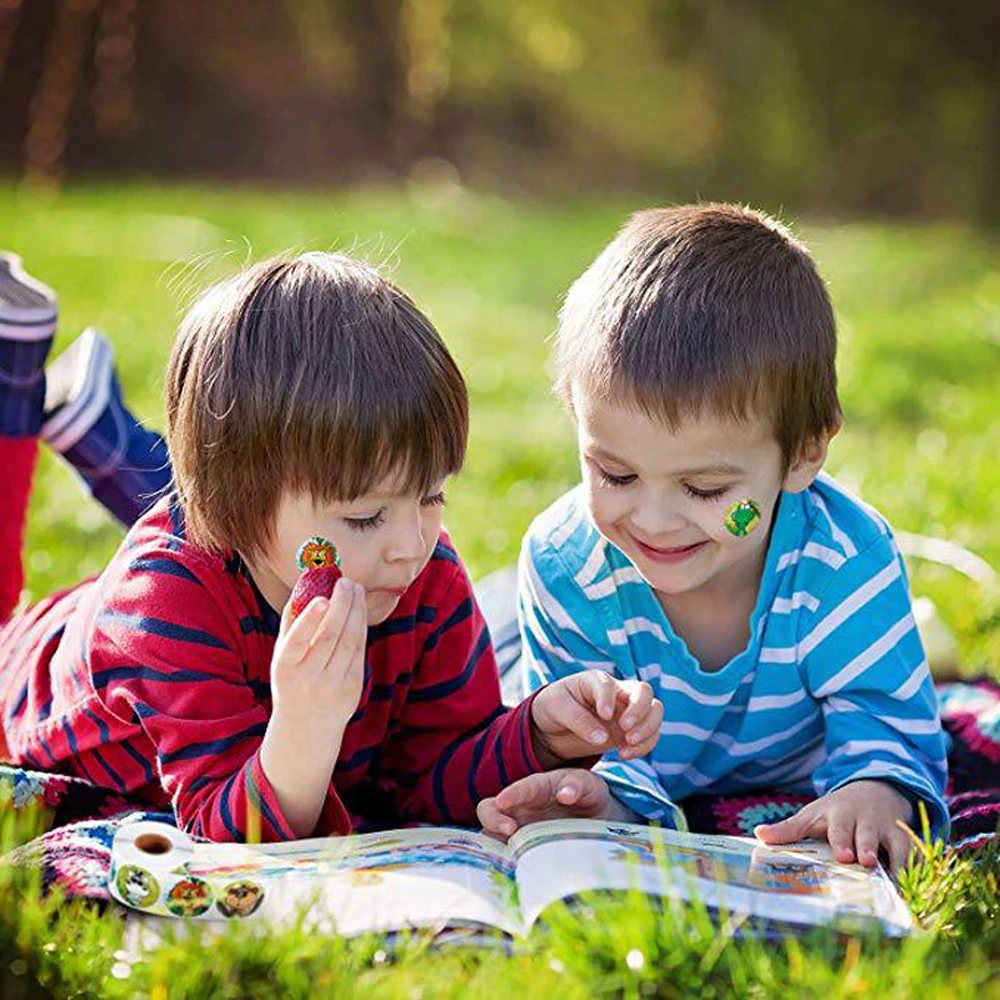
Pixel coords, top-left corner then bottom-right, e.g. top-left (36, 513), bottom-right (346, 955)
top-left (0, 496), bottom-right (541, 841)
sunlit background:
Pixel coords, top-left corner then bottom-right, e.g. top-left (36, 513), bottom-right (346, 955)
top-left (1, 0), bottom-right (998, 669)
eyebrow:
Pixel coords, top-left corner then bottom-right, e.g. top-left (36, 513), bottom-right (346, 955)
top-left (586, 448), bottom-right (745, 477)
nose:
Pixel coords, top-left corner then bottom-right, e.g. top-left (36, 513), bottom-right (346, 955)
top-left (629, 490), bottom-right (686, 539)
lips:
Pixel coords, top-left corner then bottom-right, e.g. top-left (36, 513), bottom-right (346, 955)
top-left (370, 586), bottom-right (408, 598)
top-left (630, 534), bottom-right (708, 564)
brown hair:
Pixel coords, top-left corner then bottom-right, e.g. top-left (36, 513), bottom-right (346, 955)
top-left (164, 252), bottom-right (468, 558)
top-left (555, 203), bottom-right (841, 465)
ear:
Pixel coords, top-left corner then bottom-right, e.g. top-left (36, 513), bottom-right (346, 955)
top-left (782, 422), bottom-right (840, 494)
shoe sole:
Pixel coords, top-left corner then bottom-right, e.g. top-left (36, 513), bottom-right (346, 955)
top-left (0, 253), bottom-right (58, 339)
top-left (40, 327), bottom-right (114, 452)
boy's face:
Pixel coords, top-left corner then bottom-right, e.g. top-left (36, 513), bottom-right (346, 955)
top-left (247, 473), bottom-right (447, 626)
top-left (573, 387), bottom-right (826, 602)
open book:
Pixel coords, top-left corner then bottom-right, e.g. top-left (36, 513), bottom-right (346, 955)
top-left (109, 818), bottom-right (913, 940)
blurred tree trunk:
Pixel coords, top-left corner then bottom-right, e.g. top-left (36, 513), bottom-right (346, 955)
top-left (338, 0), bottom-right (407, 171)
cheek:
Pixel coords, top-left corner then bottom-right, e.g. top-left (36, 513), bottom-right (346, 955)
top-left (334, 533), bottom-right (381, 582)
top-left (584, 484), bottom-right (628, 536)
top-left (420, 506), bottom-right (444, 552)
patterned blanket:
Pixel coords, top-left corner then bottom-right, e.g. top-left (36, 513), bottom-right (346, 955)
top-left (1, 678), bottom-right (997, 904)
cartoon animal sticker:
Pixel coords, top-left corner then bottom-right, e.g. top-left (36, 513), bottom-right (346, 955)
top-left (116, 865), bottom-right (159, 908)
top-left (216, 880), bottom-right (265, 918)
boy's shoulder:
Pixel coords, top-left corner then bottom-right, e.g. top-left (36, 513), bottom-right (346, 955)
top-left (81, 494), bottom-right (264, 645)
top-left (800, 472), bottom-right (894, 558)
top-left (785, 473), bottom-right (904, 603)
top-left (522, 485), bottom-right (611, 583)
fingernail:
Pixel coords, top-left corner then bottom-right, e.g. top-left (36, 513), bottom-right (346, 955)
top-left (621, 713), bottom-right (634, 728)
top-left (590, 729), bottom-right (608, 744)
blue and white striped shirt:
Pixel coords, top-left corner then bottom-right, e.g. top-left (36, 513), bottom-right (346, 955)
top-left (518, 473), bottom-right (949, 836)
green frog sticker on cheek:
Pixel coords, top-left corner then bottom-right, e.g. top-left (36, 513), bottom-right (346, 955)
top-left (724, 498), bottom-right (762, 537)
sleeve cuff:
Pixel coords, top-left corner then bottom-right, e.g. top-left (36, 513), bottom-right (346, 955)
top-left (597, 760), bottom-right (687, 831)
top-left (511, 689), bottom-right (544, 777)
top-left (245, 751), bottom-right (298, 842)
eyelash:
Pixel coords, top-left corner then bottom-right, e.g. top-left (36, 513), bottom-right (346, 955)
top-left (598, 470), bottom-right (729, 501)
top-left (599, 470), bottom-right (637, 488)
top-left (345, 512), bottom-right (385, 532)
top-left (683, 484), bottom-right (729, 501)
top-left (344, 492), bottom-right (447, 532)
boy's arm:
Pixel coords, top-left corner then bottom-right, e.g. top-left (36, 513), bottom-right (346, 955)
top-left (518, 534), bottom-right (686, 829)
top-left (375, 556), bottom-right (543, 826)
top-left (90, 561), bottom-right (350, 842)
top-left (800, 533), bottom-right (950, 837)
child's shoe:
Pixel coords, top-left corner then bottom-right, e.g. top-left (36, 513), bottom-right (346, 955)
top-left (40, 328), bottom-right (172, 527)
top-left (0, 253), bottom-right (58, 436)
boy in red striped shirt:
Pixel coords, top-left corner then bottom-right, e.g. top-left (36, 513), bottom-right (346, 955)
top-left (0, 252), bottom-right (663, 841)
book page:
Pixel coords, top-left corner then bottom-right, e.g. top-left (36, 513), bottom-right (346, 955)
top-left (110, 821), bottom-right (523, 938)
top-left (509, 819), bottom-right (912, 935)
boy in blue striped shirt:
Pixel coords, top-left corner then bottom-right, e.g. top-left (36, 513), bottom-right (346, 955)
top-left (477, 204), bottom-right (948, 875)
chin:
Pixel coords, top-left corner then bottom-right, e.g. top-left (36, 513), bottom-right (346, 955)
top-left (365, 596), bottom-right (400, 626)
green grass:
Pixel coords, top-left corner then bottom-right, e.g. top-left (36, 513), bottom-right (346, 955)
top-left (1, 183), bottom-right (999, 997)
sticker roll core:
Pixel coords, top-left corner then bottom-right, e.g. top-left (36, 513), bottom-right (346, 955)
top-left (109, 821), bottom-right (200, 913)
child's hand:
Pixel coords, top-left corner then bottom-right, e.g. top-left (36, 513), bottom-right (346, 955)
top-left (270, 578), bottom-right (368, 742)
top-left (753, 779), bottom-right (915, 876)
top-left (478, 768), bottom-right (622, 840)
top-left (529, 670), bottom-right (663, 767)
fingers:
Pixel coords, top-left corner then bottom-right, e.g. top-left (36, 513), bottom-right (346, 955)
top-left (477, 796), bottom-right (517, 839)
top-left (343, 582), bottom-right (369, 659)
top-left (586, 671), bottom-right (617, 722)
top-left (494, 771), bottom-right (560, 814)
top-left (755, 804), bottom-right (821, 845)
top-left (619, 697), bottom-right (664, 759)
top-left (553, 770), bottom-right (606, 810)
top-left (827, 813), bottom-right (857, 864)
top-left (618, 681), bottom-right (653, 730)
top-left (548, 692), bottom-right (611, 748)
top-left (277, 597), bottom-right (329, 664)
top-left (854, 819), bottom-right (880, 869)
top-left (308, 579), bottom-right (355, 662)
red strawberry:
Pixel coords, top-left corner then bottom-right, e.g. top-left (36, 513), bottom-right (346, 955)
top-left (288, 536), bottom-right (342, 621)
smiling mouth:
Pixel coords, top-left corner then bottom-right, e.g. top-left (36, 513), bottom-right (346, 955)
top-left (630, 535), bottom-right (708, 563)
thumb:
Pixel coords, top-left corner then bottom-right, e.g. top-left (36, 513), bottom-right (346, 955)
top-left (539, 684), bottom-right (609, 746)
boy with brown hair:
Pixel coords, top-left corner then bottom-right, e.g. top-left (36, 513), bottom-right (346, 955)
top-left (477, 204), bottom-right (948, 875)
top-left (0, 251), bottom-right (663, 841)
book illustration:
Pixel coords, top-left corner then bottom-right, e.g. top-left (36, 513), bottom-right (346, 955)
top-left (109, 817), bottom-right (911, 940)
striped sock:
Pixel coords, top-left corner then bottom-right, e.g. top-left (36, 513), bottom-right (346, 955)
top-left (0, 254), bottom-right (57, 437)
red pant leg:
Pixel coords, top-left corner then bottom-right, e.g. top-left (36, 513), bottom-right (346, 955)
top-left (0, 435), bottom-right (38, 625)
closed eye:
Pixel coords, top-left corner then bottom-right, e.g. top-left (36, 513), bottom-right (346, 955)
top-left (345, 510), bottom-right (386, 532)
top-left (599, 469), bottom-right (637, 487)
top-left (683, 484), bottom-right (730, 501)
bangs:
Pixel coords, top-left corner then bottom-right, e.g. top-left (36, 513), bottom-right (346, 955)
top-left (280, 364), bottom-right (468, 503)
top-left (166, 252), bottom-right (468, 557)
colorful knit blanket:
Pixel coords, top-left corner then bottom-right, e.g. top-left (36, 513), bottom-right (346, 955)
top-left (2, 678), bottom-right (997, 904)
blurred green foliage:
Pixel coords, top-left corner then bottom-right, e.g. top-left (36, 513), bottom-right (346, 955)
top-left (2, 182), bottom-right (998, 671)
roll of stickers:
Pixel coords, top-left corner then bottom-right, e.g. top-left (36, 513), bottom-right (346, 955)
top-left (109, 820), bottom-right (266, 920)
